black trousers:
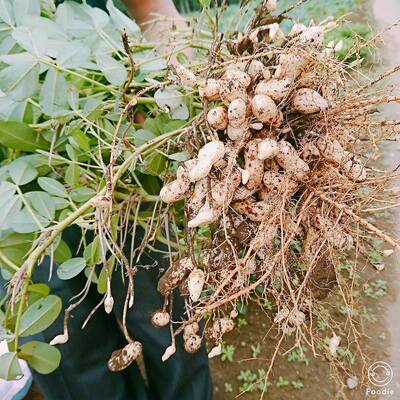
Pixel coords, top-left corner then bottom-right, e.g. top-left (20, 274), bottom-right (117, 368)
top-left (1, 227), bottom-right (212, 400)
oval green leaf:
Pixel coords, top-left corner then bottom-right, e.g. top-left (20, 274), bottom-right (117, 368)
top-left (38, 177), bottom-right (69, 198)
top-left (0, 352), bottom-right (23, 381)
top-left (57, 257), bottom-right (86, 280)
top-left (19, 295), bottom-right (62, 337)
top-left (9, 159), bottom-right (38, 185)
top-left (25, 191), bottom-right (56, 220)
top-left (0, 121), bottom-right (49, 152)
top-left (19, 341), bottom-right (61, 374)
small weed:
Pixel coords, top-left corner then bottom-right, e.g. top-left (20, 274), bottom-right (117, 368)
top-left (221, 343), bottom-right (235, 363)
top-left (224, 382), bottom-right (233, 393)
top-left (237, 317), bottom-right (248, 328)
top-left (364, 280), bottom-right (387, 299)
top-left (251, 343), bottom-right (261, 358)
top-left (276, 376), bottom-right (290, 388)
top-left (291, 380), bottom-right (304, 389)
top-left (237, 369), bottom-right (269, 393)
top-left (287, 345), bottom-right (309, 366)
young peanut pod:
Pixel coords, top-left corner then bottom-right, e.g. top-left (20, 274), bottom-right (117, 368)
top-left (157, 257), bottom-right (194, 296)
top-left (198, 78), bottom-right (220, 100)
top-left (232, 198), bottom-right (269, 222)
top-left (275, 141), bottom-right (310, 181)
top-left (258, 138), bottom-right (279, 160)
top-left (174, 63), bottom-right (197, 88)
top-left (291, 88), bottom-right (329, 114)
top-left (188, 268), bottom-right (206, 302)
top-left (188, 141), bottom-right (225, 182)
top-left (228, 98), bottom-right (247, 128)
top-left (298, 26), bottom-right (325, 47)
top-left (160, 164), bottom-right (190, 203)
top-left (207, 106), bottom-right (228, 130)
top-left (275, 53), bottom-right (308, 81)
top-left (240, 168), bottom-right (251, 185)
top-left (108, 341), bottom-right (143, 372)
top-left (255, 78), bottom-right (292, 103)
top-left (219, 79), bottom-right (248, 105)
top-left (251, 94), bottom-right (280, 125)
top-left (208, 344), bottom-right (222, 359)
top-left (223, 67), bottom-right (251, 88)
top-left (188, 201), bottom-right (220, 228)
top-left (162, 344), bottom-right (176, 362)
top-left (244, 139), bottom-right (265, 191)
top-left (151, 310), bottom-right (170, 327)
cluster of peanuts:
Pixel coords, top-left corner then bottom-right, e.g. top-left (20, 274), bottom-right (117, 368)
top-left (153, 14), bottom-right (368, 359)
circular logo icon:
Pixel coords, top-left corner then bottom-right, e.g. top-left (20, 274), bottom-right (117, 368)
top-left (368, 361), bottom-right (393, 387)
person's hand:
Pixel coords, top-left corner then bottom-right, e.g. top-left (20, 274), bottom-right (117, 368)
top-left (122, 0), bottom-right (193, 62)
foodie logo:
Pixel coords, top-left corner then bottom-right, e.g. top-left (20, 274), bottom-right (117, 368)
top-left (368, 361), bottom-right (393, 387)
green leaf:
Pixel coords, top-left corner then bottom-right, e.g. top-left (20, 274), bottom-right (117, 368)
top-left (106, 0), bottom-right (140, 35)
top-left (0, 232), bottom-right (32, 267)
top-left (95, 53), bottom-right (127, 86)
top-left (10, 208), bottom-right (49, 233)
top-left (154, 88), bottom-right (183, 109)
top-left (0, 352), bottom-right (23, 381)
top-left (57, 257), bottom-right (86, 280)
top-left (27, 283), bottom-right (50, 297)
top-left (19, 295), bottom-right (62, 337)
top-left (83, 236), bottom-right (101, 266)
top-left (65, 164), bottom-right (80, 187)
top-left (53, 197), bottom-right (70, 210)
top-left (56, 41), bottom-right (90, 68)
top-left (70, 187), bottom-right (95, 202)
top-left (19, 341), bottom-right (61, 374)
top-left (69, 130), bottom-right (90, 151)
top-left (13, 0), bottom-right (40, 26)
top-left (38, 177), bottom-right (68, 198)
top-left (143, 152), bottom-right (166, 176)
top-left (25, 191), bottom-right (56, 220)
top-left (168, 151), bottom-right (190, 161)
top-left (12, 26), bottom-right (46, 58)
top-left (97, 256), bottom-right (115, 294)
top-left (0, 121), bottom-right (49, 152)
top-left (27, 283), bottom-right (50, 304)
top-left (54, 239), bottom-right (72, 263)
top-left (9, 159), bottom-right (38, 185)
top-left (0, 195), bottom-right (22, 231)
top-left (0, 0), bottom-right (15, 26)
top-left (0, 53), bottom-right (39, 101)
top-left (39, 68), bottom-right (69, 117)
top-left (134, 129), bottom-right (156, 147)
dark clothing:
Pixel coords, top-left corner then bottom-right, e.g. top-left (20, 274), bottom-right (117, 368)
top-left (56, 0), bottom-right (107, 9)
top-left (1, 226), bottom-right (212, 400)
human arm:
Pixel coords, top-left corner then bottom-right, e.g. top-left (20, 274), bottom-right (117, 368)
top-left (121, 0), bottom-right (188, 44)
